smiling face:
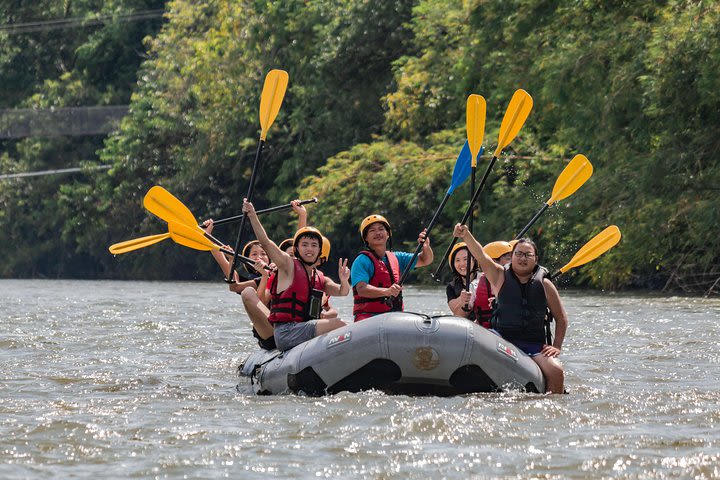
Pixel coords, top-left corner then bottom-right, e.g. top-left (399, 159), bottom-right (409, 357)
top-left (364, 222), bottom-right (389, 249)
top-left (248, 244), bottom-right (269, 264)
top-left (452, 248), bottom-right (470, 276)
top-left (511, 240), bottom-right (538, 276)
top-left (296, 235), bottom-right (321, 265)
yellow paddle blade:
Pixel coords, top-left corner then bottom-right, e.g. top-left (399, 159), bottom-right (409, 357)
top-left (108, 233), bottom-right (170, 254)
top-left (143, 186), bottom-right (197, 227)
top-left (466, 94), bottom-right (486, 167)
top-left (259, 69), bottom-right (289, 141)
top-left (168, 221), bottom-right (217, 252)
top-left (559, 225), bottom-right (622, 274)
top-left (493, 89), bottom-right (533, 157)
top-left (547, 154), bottom-right (593, 206)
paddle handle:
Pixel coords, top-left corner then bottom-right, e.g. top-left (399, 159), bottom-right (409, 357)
top-left (398, 193), bottom-right (450, 285)
top-left (515, 203), bottom-right (549, 239)
top-left (430, 155), bottom-right (498, 281)
top-left (228, 140), bottom-right (265, 282)
top-left (206, 197), bottom-right (317, 227)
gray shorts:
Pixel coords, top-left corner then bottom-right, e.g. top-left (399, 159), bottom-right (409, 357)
top-left (273, 320), bottom-right (318, 351)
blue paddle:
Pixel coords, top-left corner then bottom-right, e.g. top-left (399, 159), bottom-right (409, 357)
top-left (398, 140), bottom-right (475, 285)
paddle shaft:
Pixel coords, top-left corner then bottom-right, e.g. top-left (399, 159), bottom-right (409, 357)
top-left (465, 166), bottom-right (476, 290)
top-left (431, 155), bottom-right (498, 280)
top-left (398, 192), bottom-right (450, 285)
top-left (206, 197), bottom-right (317, 227)
top-left (228, 140), bottom-right (265, 282)
top-left (515, 203), bottom-right (549, 239)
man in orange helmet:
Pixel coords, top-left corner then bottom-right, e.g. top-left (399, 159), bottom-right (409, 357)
top-left (350, 214), bottom-right (433, 321)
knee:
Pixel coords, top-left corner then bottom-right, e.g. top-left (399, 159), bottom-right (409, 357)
top-left (240, 287), bottom-right (258, 303)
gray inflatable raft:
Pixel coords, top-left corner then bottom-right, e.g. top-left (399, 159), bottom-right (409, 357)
top-left (238, 312), bottom-right (545, 396)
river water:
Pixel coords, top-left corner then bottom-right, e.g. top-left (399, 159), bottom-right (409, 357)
top-left (1, 279), bottom-right (719, 478)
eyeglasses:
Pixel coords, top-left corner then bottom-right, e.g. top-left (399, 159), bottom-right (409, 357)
top-left (513, 251), bottom-right (536, 259)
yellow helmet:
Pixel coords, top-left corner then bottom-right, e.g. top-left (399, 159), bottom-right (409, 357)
top-left (241, 240), bottom-right (264, 274)
top-left (508, 239), bottom-right (520, 249)
top-left (483, 241), bottom-right (513, 260)
top-left (359, 214), bottom-right (391, 241)
top-left (293, 226), bottom-right (325, 264)
top-left (448, 242), bottom-right (476, 275)
top-left (278, 238), bottom-right (294, 253)
top-left (319, 236), bottom-right (331, 264)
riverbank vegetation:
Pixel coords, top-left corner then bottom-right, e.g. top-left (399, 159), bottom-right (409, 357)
top-left (1, 0), bottom-right (718, 295)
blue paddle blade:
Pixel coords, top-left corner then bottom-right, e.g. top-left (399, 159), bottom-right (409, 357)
top-left (447, 141), bottom-right (482, 195)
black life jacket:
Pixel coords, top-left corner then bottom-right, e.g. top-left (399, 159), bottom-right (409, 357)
top-left (491, 264), bottom-right (551, 343)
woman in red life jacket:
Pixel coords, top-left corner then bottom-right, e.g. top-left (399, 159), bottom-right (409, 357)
top-left (350, 214), bottom-right (433, 321)
top-left (243, 199), bottom-right (350, 351)
top-left (469, 241), bottom-right (513, 328)
top-left (453, 223), bottom-right (568, 394)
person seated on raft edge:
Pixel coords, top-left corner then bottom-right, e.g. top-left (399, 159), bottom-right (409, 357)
top-left (202, 199), bottom-right (309, 351)
top-left (447, 241), bottom-right (514, 328)
top-left (350, 214), bottom-right (433, 322)
top-left (243, 198), bottom-right (350, 352)
top-left (453, 223), bottom-right (567, 394)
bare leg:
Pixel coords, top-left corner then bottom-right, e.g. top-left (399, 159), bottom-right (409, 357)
top-left (240, 288), bottom-right (273, 339)
top-left (533, 356), bottom-right (565, 394)
top-left (314, 317), bottom-right (346, 336)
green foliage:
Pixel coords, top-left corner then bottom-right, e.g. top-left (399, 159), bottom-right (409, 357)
top-left (2, 0), bottom-right (719, 294)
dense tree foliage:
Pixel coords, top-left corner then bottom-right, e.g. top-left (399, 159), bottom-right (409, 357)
top-left (1, 0), bottom-right (718, 294)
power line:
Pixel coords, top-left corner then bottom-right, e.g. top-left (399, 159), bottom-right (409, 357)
top-left (0, 165), bottom-right (111, 180)
top-left (0, 105), bottom-right (129, 138)
top-left (0, 9), bottom-right (165, 35)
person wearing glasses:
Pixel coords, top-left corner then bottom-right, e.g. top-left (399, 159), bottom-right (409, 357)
top-left (452, 224), bottom-right (567, 394)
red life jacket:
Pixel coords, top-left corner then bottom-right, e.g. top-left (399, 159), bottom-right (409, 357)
top-left (268, 258), bottom-right (325, 324)
top-left (473, 274), bottom-right (493, 328)
top-left (352, 250), bottom-right (403, 321)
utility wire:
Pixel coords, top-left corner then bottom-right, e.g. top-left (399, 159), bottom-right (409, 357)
top-left (0, 165), bottom-right (110, 180)
top-left (0, 9), bottom-right (165, 35)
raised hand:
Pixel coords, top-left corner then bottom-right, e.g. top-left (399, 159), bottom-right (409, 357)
top-left (338, 258), bottom-right (350, 283)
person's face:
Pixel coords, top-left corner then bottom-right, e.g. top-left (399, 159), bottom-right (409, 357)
top-left (248, 244), bottom-right (268, 264)
top-left (496, 252), bottom-right (512, 266)
top-left (453, 248), bottom-right (469, 276)
top-left (284, 245), bottom-right (295, 256)
top-left (511, 243), bottom-right (537, 274)
top-left (365, 223), bottom-right (389, 247)
top-left (297, 236), bottom-right (320, 264)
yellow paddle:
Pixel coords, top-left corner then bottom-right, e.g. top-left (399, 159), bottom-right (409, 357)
top-left (143, 185), bottom-right (197, 227)
top-left (109, 233), bottom-right (170, 255)
top-left (433, 89), bottom-right (534, 280)
top-left (549, 225), bottom-right (621, 279)
top-left (228, 69), bottom-right (289, 281)
top-left (167, 221), bottom-right (271, 271)
top-left (515, 154), bottom-right (593, 238)
top-left (464, 94), bottom-right (486, 289)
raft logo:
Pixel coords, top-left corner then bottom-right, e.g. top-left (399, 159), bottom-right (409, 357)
top-left (497, 341), bottom-right (519, 362)
top-left (327, 331), bottom-right (351, 348)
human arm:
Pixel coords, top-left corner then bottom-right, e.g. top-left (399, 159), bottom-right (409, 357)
top-left (324, 259), bottom-right (351, 297)
top-left (242, 199), bottom-right (294, 284)
top-left (415, 229), bottom-right (434, 267)
top-left (291, 199), bottom-right (307, 229)
top-left (542, 279), bottom-right (567, 357)
top-left (202, 219), bottom-right (239, 282)
top-left (448, 289), bottom-right (472, 317)
top-left (453, 224), bottom-right (504, 289)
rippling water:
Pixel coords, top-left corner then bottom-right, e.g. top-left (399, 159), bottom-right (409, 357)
top-left (1, 279), bottom-right (719, 478)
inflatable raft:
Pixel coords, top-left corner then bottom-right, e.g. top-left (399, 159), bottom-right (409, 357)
top-left (238, 312), bottom-right (545, 396)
